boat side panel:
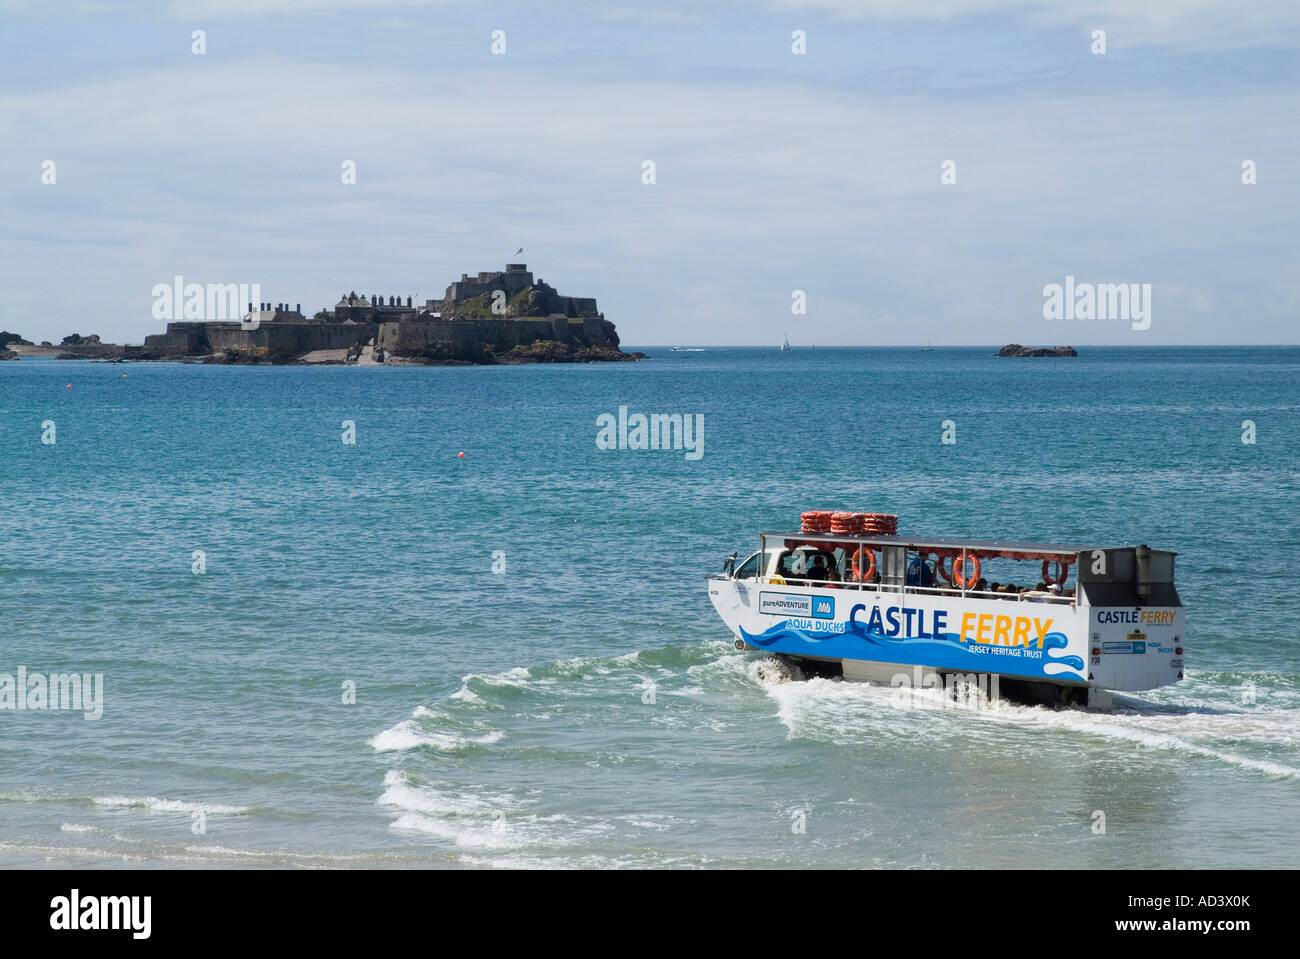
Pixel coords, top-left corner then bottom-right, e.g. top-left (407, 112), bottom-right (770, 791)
top-left (711, 579), bottom-right (1097, 685)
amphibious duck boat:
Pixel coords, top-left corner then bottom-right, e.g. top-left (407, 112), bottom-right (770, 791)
top-left (708, 511), bottom-right (1185, 708)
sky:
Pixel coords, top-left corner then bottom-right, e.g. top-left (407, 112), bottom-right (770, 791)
top-left (1, 0), bottom-right (1297, 347)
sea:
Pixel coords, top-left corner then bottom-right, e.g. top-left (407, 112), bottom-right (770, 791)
top-left (1, 346), bottom-right (1297, 869)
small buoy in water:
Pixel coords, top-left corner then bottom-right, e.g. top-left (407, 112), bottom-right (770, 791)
top-left (66, 384), bottom-right (71, 389)
top-left (457, 451), bottom-right (465, 458)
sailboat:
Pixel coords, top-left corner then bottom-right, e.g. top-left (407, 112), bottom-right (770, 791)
top-left (921, 339), bottom-right (934, 352)
top-left (780, 333), bottom-right (791, 352)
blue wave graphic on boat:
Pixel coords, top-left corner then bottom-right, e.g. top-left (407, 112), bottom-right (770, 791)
top-left (740, 618), bottom-right (1085, 681)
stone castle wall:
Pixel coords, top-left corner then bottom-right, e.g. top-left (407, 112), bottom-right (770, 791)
top-left (376, 317), bottom-right (558, 361)
top-left (145, 321), bottom-right (380, 356)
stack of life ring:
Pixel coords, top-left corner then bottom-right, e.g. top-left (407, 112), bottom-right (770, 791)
top-left (800, 511), bottom-right (834, 533)
top-left (829, 511), bottom-right (863, 534)
top-left (801, 510), bottom-right (897, 536)
top-left (860, 513), bottom-right (898, 536)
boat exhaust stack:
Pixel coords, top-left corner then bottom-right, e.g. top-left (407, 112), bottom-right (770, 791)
top-left (1136, 544), bottom-right (1151, 599)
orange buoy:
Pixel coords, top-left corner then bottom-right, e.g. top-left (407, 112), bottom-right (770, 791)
top-left (457, 451), bottom-right (465, 458)
top-left (953, 553), bottom-right (981, 589)
top-left (1042, 557), bottom-right (1070, 586)
top-left (850, 547), bottom-right (877, 582)
top-left (935, 554), bottom-right (954, 583)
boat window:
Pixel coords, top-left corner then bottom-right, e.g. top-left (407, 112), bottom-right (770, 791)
top-left (778, 552), bottom-right (804, 578)
top-left (734, 552), bottom-right (761, 579)
top-left (776, 548), bottom-right (840, 583)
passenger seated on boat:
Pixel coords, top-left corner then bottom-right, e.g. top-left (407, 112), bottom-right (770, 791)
top-left (906, 555), bottom-right (935, 588)
top-left (807, 554), bottom-right (836, 584)
top-left (1021, 582), bottom-right (1053, 602)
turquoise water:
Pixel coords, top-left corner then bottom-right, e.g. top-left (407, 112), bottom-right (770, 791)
top-left (1, 347), bottom-right (1297, 868)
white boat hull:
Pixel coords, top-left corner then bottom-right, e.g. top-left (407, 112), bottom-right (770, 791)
top-left (708, 576), bottom-right (1183, 694)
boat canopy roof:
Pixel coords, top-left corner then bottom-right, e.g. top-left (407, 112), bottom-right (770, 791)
top-left (764, 532), bottom-right (1109, 557)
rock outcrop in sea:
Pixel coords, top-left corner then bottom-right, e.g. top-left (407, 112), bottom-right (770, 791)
top-left (997, 344), bottom-right (1078, 357)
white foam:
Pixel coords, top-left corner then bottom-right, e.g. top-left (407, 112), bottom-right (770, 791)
top-left (1018, 707), bottom-right (1300, 780)
top-left (389, 811), bottom-right (521, 848)
top-left (465, 666), bottom-right (535, 687)
top-left (2, 791), bottom-right (250, 816)
top-left (751, 660), bottom-right (1300, 778)
top-left (449, 685), bottom-right (483, 704)
top-left (748, 656), bottom-right (804, 686)
top-left (378, 770), bottom-right (522, 817)
top-left (369, 720), bottom-right (503, 753)
top-left (89, 795), bottom-right (252, 815)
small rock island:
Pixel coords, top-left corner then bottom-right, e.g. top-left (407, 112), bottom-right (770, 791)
top-left (5, 264), bottom-right (643, 366)
top-left (996, 344), bottom-right (1078, 358)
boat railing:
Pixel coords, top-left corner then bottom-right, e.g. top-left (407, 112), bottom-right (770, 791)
top-left (761, 576), bottom-right (1075, 605)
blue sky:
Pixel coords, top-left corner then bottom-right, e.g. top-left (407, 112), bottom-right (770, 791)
top-left (2, 0), bottom-right (1297, 346)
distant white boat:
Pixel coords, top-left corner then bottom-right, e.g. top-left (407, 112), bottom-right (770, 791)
top-left (921, 339), bottom-right (934, 352)
top-left (780, 334), bottom-right (791, 352)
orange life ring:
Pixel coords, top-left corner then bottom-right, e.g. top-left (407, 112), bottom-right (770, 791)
top-left (935, 554), bottom-right (954, 583)
top-left (953, 553), bottom-right (981, 589)
top-left (1042, 558), bottom-right (1070, 586)
top-left (850, 547), bottom-right (876, 582)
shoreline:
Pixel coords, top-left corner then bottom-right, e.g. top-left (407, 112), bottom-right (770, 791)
top-left (3, 341), bottom-right (643, 366)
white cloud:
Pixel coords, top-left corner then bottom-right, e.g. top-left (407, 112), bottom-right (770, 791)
top-left (599, 5), bottom-right (705, 27)
top-left (1, 58), bottom-right (1295, 345)
top-left (163, 0), bottom-right (458, 17)
top-left (764, 0), bottom-right (1300, 50)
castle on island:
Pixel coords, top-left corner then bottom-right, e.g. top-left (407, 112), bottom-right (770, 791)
top-left (143, 263), bottom-right (631, 364)
top-left (328, 264), bottom-right (600, 324)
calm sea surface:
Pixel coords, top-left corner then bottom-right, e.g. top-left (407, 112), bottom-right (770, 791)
top-left (1, 346), bottom-right (1297, 868)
